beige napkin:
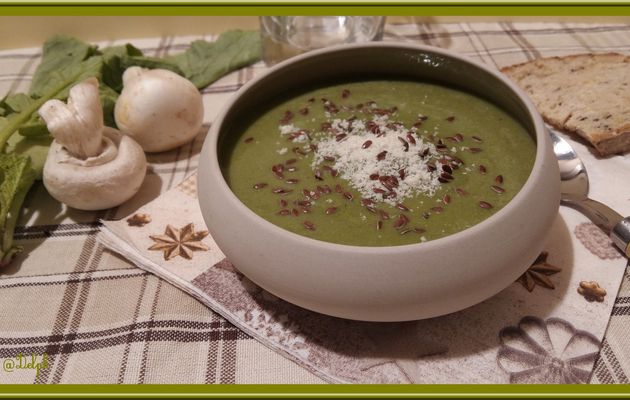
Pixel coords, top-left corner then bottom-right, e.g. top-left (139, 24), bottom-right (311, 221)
top-left (99, 128), bottom-right (629, 383)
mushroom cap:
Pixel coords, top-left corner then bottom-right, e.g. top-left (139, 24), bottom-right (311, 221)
top-left (114, 68), bottom-right (204, 153)
top-left (43, 127), bottom-right (147, 211)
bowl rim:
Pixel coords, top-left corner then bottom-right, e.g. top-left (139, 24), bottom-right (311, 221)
top-left (200, 41), bottom-right (552, 255)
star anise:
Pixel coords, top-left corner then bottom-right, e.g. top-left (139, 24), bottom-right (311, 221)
top-left (148, 223), bottom-right (209, 261)
top-left (517, 251), bottom-right (562, 292)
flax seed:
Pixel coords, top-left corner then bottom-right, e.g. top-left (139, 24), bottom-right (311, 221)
top-left (491, 185), bottom-right (505, 194)
top-left (393, 214), bottom-right (410, 229)
top-left (303, 221), bottom-right (316, 231)
top-left (396, 203), bottom-right (410, 212)
top-left (383, 191), bottom-right (397, 199)
top-left (377, 209), bottom-right (390, 220)
top-left (440, 172), bottom-right (454, 181)
top-left (280, 110), bottom-right (294, 124)
top-left (398, 136), bottom-right (410, 152)
top-left (272, 188), bottom-right (292, 195)
top-left (479, 201), bottom-right (493, 209)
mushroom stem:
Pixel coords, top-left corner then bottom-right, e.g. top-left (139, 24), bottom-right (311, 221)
top-left (38, 77), bottom-right (104, 159)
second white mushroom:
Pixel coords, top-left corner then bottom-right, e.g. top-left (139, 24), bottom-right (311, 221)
top-left (114, 67), bottom-right (204, 153)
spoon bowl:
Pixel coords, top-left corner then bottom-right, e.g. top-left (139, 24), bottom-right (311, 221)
top-left (551, 131), bottom-right (589, 201)
top-left (550, 129), bottom-right (630, 257)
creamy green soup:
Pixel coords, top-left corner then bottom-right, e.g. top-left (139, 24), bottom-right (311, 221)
top-left (220, 80), bottom-right (535, 246)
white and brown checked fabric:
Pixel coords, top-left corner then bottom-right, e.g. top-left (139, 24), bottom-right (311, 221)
top-left (2, 22), bottom-right (630, 384)
top-left (0, 35), bottom-right (321, 384)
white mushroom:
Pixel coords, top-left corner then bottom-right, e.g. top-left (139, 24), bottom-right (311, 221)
top-left (39, 78), bottom-right (147, 211)
top-left (114, 67), bottom-right (204, 153)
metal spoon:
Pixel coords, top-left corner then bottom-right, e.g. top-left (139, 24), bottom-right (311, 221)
top-left (550, 130), bottom-right (630, 257)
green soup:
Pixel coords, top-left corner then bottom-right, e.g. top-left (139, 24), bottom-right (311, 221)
top-left (221, 80), bottom-right (535, 246)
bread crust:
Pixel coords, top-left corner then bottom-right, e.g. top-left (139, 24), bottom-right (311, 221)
top-left (501, 53), bottom-right (630, 156)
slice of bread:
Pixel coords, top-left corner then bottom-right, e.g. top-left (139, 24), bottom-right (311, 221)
top-left (501, 53), bottom-right (630, 156)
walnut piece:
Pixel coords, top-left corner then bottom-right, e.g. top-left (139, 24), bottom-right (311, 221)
top-left (577, 280), bottom-right (607, 302)
top-left (127, 213), bottom-right (152, 227)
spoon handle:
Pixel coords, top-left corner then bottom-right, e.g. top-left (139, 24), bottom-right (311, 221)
top-left (562, 197), bottom-right (630, 257)
top-left (612, 218), bottom-right (630, 258)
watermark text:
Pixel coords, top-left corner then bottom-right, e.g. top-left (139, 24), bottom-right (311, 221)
top-left (2, 353), bottom-right (49, 377)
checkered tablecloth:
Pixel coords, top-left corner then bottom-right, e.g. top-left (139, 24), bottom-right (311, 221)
top-left (1, 20), bottom-right (629, 384)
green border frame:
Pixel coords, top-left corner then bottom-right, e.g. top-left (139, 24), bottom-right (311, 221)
top-left (0, 1), bottom-right (629, 15)
top-left (1, 0), bottom-right (630, 397)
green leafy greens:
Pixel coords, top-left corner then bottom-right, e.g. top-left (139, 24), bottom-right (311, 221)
top-left (0, 153), bottom-right (36, 267)
top-left (169, 30), bottom-right (261, 89)
top-left (0, 30), bottom-right (261, 266)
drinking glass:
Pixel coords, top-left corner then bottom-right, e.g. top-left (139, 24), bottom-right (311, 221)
top-left (260, 16), bottom-right (386, 65)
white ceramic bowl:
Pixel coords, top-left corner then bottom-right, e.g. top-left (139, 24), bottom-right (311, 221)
top-left (198, 43), bottom-right (560, 321)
